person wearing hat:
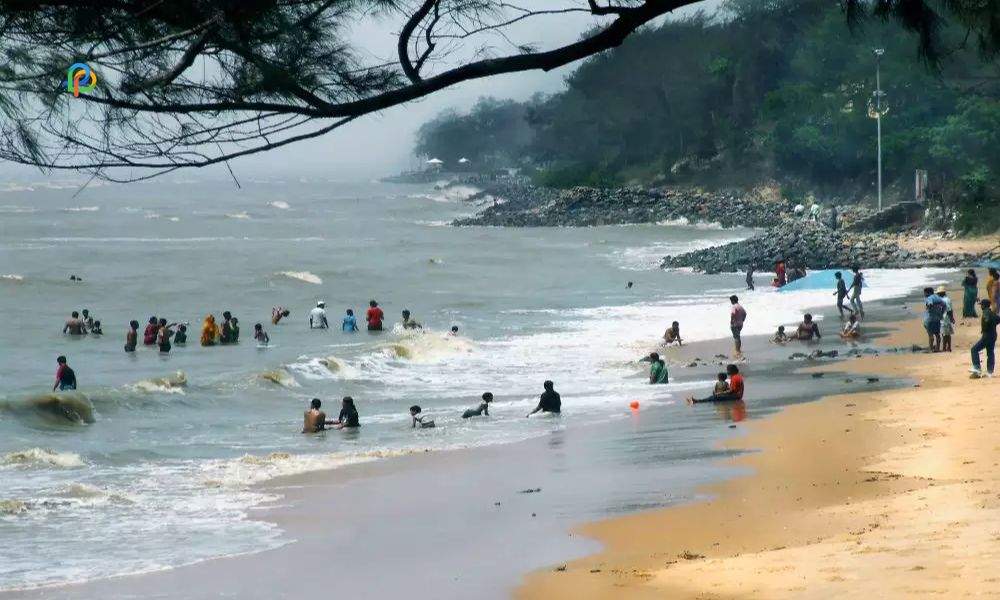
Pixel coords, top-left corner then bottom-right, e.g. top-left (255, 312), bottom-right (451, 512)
top-left (936, 286), bottom-right (956, 352)
top-left (309, 301), bottom-right (329, 329)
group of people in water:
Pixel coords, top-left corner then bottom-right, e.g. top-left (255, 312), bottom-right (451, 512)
top-left (62, 309), bottom-right (103, 336)
top-left (302, 383), bottom-right (562, 434)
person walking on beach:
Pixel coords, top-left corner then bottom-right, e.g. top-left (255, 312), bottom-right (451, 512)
top-left (848, 266), bottom-right (865, 319)
top-left (687, 364), bottom-right (744, 404)
top-left (745, 263), bottom-right (755, 291)
top-left (52, 355), bottom-right (77, 392)
top-left (366, 300), bottom-right (384, 331)
top-left (648, 352), bottom-right (669, 384)
top-left (970, 299), bottom-right (1000, 378)
top-left (309, 301), bottom-right (329, 329)
top-left (923, 287), bottom-right (946, 352)
top-left (833, 271), bottom-right (854, 319)
top-left (527, 381), bottom-right (561, 416)
top-left (124, 320), bottom-right (139, 353)
top-left (63, 311), bottom-right (86, 335)
top-left (962, 269), bottom-right (979, 319)
top-left (729, 295), bottom-right (747, 358)
top-left (937, 287), bottom-right (956, 352)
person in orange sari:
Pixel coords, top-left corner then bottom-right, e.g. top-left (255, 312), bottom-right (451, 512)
top-left (988, 268), bottom-right (1000, 313)
top-left (200, 314), bottom-right (220, 346)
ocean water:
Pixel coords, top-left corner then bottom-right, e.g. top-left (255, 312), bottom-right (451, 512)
top-left (0, 178), bottom-right (949, 591)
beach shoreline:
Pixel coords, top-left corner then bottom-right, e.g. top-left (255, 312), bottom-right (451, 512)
top-left (518, 274), bottom-right (999, 599)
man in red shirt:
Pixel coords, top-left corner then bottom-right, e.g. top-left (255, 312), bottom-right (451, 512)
top-left (688, 364), bottom-right (744, 404)
top-left (366, 300), bottom-right (384, 331)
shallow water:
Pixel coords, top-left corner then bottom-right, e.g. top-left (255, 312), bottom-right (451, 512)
top-left (0, 178), bottom-right (948, 590)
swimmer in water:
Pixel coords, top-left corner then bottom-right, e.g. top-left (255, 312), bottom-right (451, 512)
top-left (53, 355), bottom-right (77, 392)
top-left (272, 307), bottom-right (290, 325)
top-left (336, 396), bottom-right (360, 429)
top-left (143, 317), bottom-right (158, 345)
top-left (449, 325), bottom-right (459, 336)
top-left (302, 398), bottom-right (336, 433)
top-left (63, 311), bottom-right (86, 335)
top-left (527, 381), bottom-right (561, 417)
top-left (229, 317), bottom-right (241, 343)
top-left (254, 323), bottom-right (270, 345)
top-left (409, 405), bottom-right (435, 428)
top-left (173, 324), bottom-right (188, 345)
top-left (462, 392), bottom-right (493, 419)
top-left (220, 311), bottom-right (234, 344)
top-left (81, 309), bottom-right (94, 333)
top-left (90, 320), bottom-right (103, 335)
top-left (401, 310), bottom-right (422, 330)
top-left (124, 320), bottom-right (139, 352)
top-left (310, 301), bottom-right (329, 329)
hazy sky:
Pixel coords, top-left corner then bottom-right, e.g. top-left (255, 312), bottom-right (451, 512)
top-left (0, 0), bottom-right (723, 183)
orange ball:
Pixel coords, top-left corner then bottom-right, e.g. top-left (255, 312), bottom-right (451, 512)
top-left (629, 401), bottom-right (640, 410)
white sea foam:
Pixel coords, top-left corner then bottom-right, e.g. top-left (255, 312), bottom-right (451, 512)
top-left (0, 274), bottom-right (24, 282)
top-left (269, 201), bottom-right (291, 210)
top-left (0, 205), bottom-right (37, 214)
top-left (63, 206), bottom-right (100, 212)
top-left (0, 448), bottom-right (84, 469)
top-left (226, 211), bottom-right (250, 219)
top-left (277, 271), bottom-right (322, 285)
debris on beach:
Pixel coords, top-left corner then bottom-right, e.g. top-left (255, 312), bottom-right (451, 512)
top-left (678, 551), bottom-right (704, 560)
top-left (519, 487), bottom-right (542, 494)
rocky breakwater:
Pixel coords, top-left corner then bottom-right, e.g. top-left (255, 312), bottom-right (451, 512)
top-left (661, 221), bottom-right (975, 273)
top-left (453, 185), bottom-right (789, 228)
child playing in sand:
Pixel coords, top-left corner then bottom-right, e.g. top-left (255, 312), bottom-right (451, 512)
top-left (663, 321), bottom-right (682, 346)
top-left (713, 372), bottom-right (729, 394)
top-left (840, 314), bottom-right (860, 340)
top-left (409, 405), bottom-right (435, 428)
top-left (254, 323), bottom-right (270, 345)
top-left (771, 325), bottom-right (788, 343)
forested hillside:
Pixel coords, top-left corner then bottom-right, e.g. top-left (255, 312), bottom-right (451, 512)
top-left (414, 0), bottom-right (1000, 227)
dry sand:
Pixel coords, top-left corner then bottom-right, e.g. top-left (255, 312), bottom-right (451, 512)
top-left (897, 233), bottom-right (998, 257)
top-left (519, 285), bottom-right (1000, 599)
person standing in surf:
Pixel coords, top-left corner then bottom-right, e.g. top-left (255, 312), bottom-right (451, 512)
top-left (63, 311), bottom-right (86, 335)
top-left (302, 398), bottom-right (335, 433)
top-left (157, 318), bottom-right (177, 353)
top-left (309, 301), bottom-right (329, 329)
top-left (143, 317), bottom-right (158, 345)
top-left (527, 381), bottom-right (561, 416)
top-left (81, 309), bottom-right (95, 333)
top-left (200, 315), bottom-right (220, 346)
top-left (220, 311), bottom-right (234, 344)
top-left (745, 263), bottom-right (755, 291)
top-left (342, 308), bottom-right (359, 332)
top-left (729, 295), bottom-right (747, 358)
top-left (254, 323), bottom-right (270, 345)
top-left (833, 271), bottom-right (854, 319)
top-left (336, 397), bottom-right (361, 429)
top-left (124, 320), bottom-right (139, 352)
top-left (366, 300), bottom-right (384, 332)
top-left (52, 355), bottom-right (77, 392)
top-left (173, 324), bottom-right (188, 345)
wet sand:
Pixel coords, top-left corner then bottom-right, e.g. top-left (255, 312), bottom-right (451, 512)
top-left (520, 278), bottom-right (1000, 598)
top-left (1, 295), bottom-right (931, 600)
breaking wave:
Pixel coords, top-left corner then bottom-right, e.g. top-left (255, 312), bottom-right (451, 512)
top-left (277, 271), bottom-right (322, 285)
top-left (0, 448), bottom-right (85, 469)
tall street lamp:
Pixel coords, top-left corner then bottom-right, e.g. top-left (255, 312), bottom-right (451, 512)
top-left (873, 48), bottom-right (885, 211)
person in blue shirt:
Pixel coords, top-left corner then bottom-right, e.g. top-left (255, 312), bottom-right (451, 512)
top-left (923, 287), bottom-right (946, 352)
top-left (342, 309), bottom-right (359, 332)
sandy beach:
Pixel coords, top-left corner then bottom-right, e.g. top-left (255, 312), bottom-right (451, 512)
top-left (520, 277), bottom-right (1000, 599)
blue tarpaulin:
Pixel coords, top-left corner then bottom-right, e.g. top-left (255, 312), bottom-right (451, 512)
top-left (776, 269), bottom-right (869, 292)
top-left (976, 261), bottom-right (1000, 269)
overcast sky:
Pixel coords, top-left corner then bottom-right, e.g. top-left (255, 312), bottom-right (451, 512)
top-left (0, 0), bottom-right (723, 183)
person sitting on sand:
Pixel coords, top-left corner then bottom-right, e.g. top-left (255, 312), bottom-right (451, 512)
top-left (342, 308), bottom-right (359, 332)
top-left (663, 321), bottom-right (682, 346)
top-left (125, 320), bottom-right (139, 352)
top-left (174, 324), bottom-right (188, 345)
top-left (687, 364), bottom-right (744, 404)
top-left (713, 372), bottom-right (729, 395)
top-left (302, 398), bottom-right (336, 433)
top-left (254, 323), bottom-right (270, 345)
top-left (90, 320), bottom-right (103, 336)
top-left (648, 352), bottom-right (669, 384)
top-left (200, 314), bottom-right (220, 346)
top-left (401, 310), bottom-right (422, 330)
top-left (53, 355), bottom-right (77, 392)
top-left (840, 314), bottom-right (860, 340)
top-left (63, 311), bottom-right (86, 335)
top-left (792, 314), bottom-right (821, 341)
top-left (310, 301), bottom-right (329, 329)
top-left (272, 307), bottom-right (290, 325)
top-left (771, 325), bottom-right (789, 344)
top-left (336, 396), bottom-right (361, 429)
top-left (409, 405), bottom-right (435, 428)
top-left (527, 381), bottom-right (561, 417)
top-left (463, 392), bottom-right (493, 419)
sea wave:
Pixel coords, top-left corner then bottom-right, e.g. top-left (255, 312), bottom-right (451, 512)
top-left (128, 371), bottom-right (187, 394)
top-left (269, 201), bottom-right (291, 210)
top-left (277, 271), bottom-right (322, 285)
top-left (0, 274), bottom-right (24, 282)
top-left (0, 205), bottom-right (37, 214)
top-left (0, 448), bottom-right (85, 469)
top-left (254, 369), bottom-right (300, 388)
top-left (203, 448), bottom-right (422, 487)
top-left (226, 211), bottom-right (250, 219)
top-left (0, 499), bottom-right (28, 515)
top-left (0, 392), bottom-right (96, 425)
top-left (62, 206), bottom-right (100, 212)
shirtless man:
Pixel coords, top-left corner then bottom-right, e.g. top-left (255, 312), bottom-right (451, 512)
top-left (302, 398), bottom-right (335, 433)
top-left (63, 311), bottom-right (86, 335)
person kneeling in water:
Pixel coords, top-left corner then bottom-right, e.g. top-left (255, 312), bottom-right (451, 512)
top-left (336, 396), bottom-right (360, 429)
top-left (254, 323), bottom-right (270, 345)
top-left (302, 398), bottom-right (336, 433)
top-left (409, 405), bottom-right (435, 428)
top-left (688, 364), bottom-right (743, 404)
top-left (463, 392), bottom-right (493, 418)
top-left (527, 381), bottom-right (561, 417)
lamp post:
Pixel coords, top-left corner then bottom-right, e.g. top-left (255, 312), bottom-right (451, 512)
top-left (873, 48), bottom-right (885, 211)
